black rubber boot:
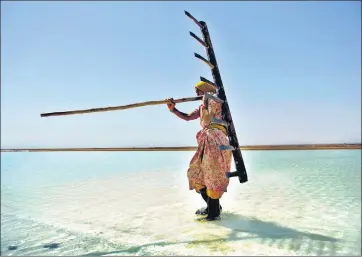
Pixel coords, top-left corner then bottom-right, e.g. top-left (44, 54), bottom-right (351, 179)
top-left (195, 188), bottom-right (208, 215)
top-left (195, 188), bottom-right (222, 216)
top-left (205, 198), bottom-right (221, 221)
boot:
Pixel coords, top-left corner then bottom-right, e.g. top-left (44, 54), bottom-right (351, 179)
top-left (195, 188), bottom-right (222, 215)
top-left (195, 187), bottom-right (208, 215)
top-left (205, 198), bottom-right (221, 221)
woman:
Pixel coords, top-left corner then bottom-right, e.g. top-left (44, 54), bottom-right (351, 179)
top-left (167, 81), bottom-right (232, 221)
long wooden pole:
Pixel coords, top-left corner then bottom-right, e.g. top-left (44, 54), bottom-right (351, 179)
top-left (40, 96), bottom-right (202, 118)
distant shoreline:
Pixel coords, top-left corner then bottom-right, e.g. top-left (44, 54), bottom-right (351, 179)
top-left (1, 144), bottom-right (361, 152)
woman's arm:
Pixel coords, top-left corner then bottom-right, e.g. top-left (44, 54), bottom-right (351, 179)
top-left (172, 107), bottom-right (200, 121)
top-left (167, 98), bottom-right (200, 121)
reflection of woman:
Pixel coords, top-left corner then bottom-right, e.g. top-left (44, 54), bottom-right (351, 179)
top-left (166, 81), bottom-right (232, 221)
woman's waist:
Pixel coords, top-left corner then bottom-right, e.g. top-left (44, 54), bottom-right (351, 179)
top-left (199, 123), bottom-right (227, 136)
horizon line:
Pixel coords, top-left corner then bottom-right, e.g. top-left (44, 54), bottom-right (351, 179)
top-left (1, 143), bottom-right (361, 152)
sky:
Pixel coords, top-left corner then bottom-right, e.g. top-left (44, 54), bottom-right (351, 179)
top-left (1, 1), bottom-right (361, 148)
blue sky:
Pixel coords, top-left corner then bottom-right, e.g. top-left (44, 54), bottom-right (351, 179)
top-left (1, 1), bottom-right (361, 148)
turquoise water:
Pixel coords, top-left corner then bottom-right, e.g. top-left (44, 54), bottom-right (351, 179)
top-left (1, 150), bottom-right (361, 256)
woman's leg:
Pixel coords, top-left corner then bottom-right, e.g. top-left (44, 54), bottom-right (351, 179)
top-left (195, 186), bottom-right (223, 216)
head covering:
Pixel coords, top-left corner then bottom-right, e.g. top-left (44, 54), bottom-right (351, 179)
top-left (195, 81), bottom-right (217, 93)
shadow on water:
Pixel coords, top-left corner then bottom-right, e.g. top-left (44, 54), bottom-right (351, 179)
top-left (43, 243), bottom-right (61, 249)
top-left (81, 213), bottom-right (340, 256)
top-left (218, 213), bottom-right (339, 255)
top-left (6, 243), bottom-right (60, 252)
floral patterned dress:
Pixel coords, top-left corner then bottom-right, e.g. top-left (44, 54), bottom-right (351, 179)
top-left (187, 98), bottom-right (232, 199)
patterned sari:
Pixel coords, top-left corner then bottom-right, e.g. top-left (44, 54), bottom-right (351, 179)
top-left (187, 98), bottom-right (232, 199)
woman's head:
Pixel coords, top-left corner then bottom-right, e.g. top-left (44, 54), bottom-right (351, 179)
top-left (195, 81), bottom-right (217, 96)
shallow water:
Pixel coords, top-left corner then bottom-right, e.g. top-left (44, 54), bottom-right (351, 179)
top-left (1, 150), bottom-right (361, 256)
